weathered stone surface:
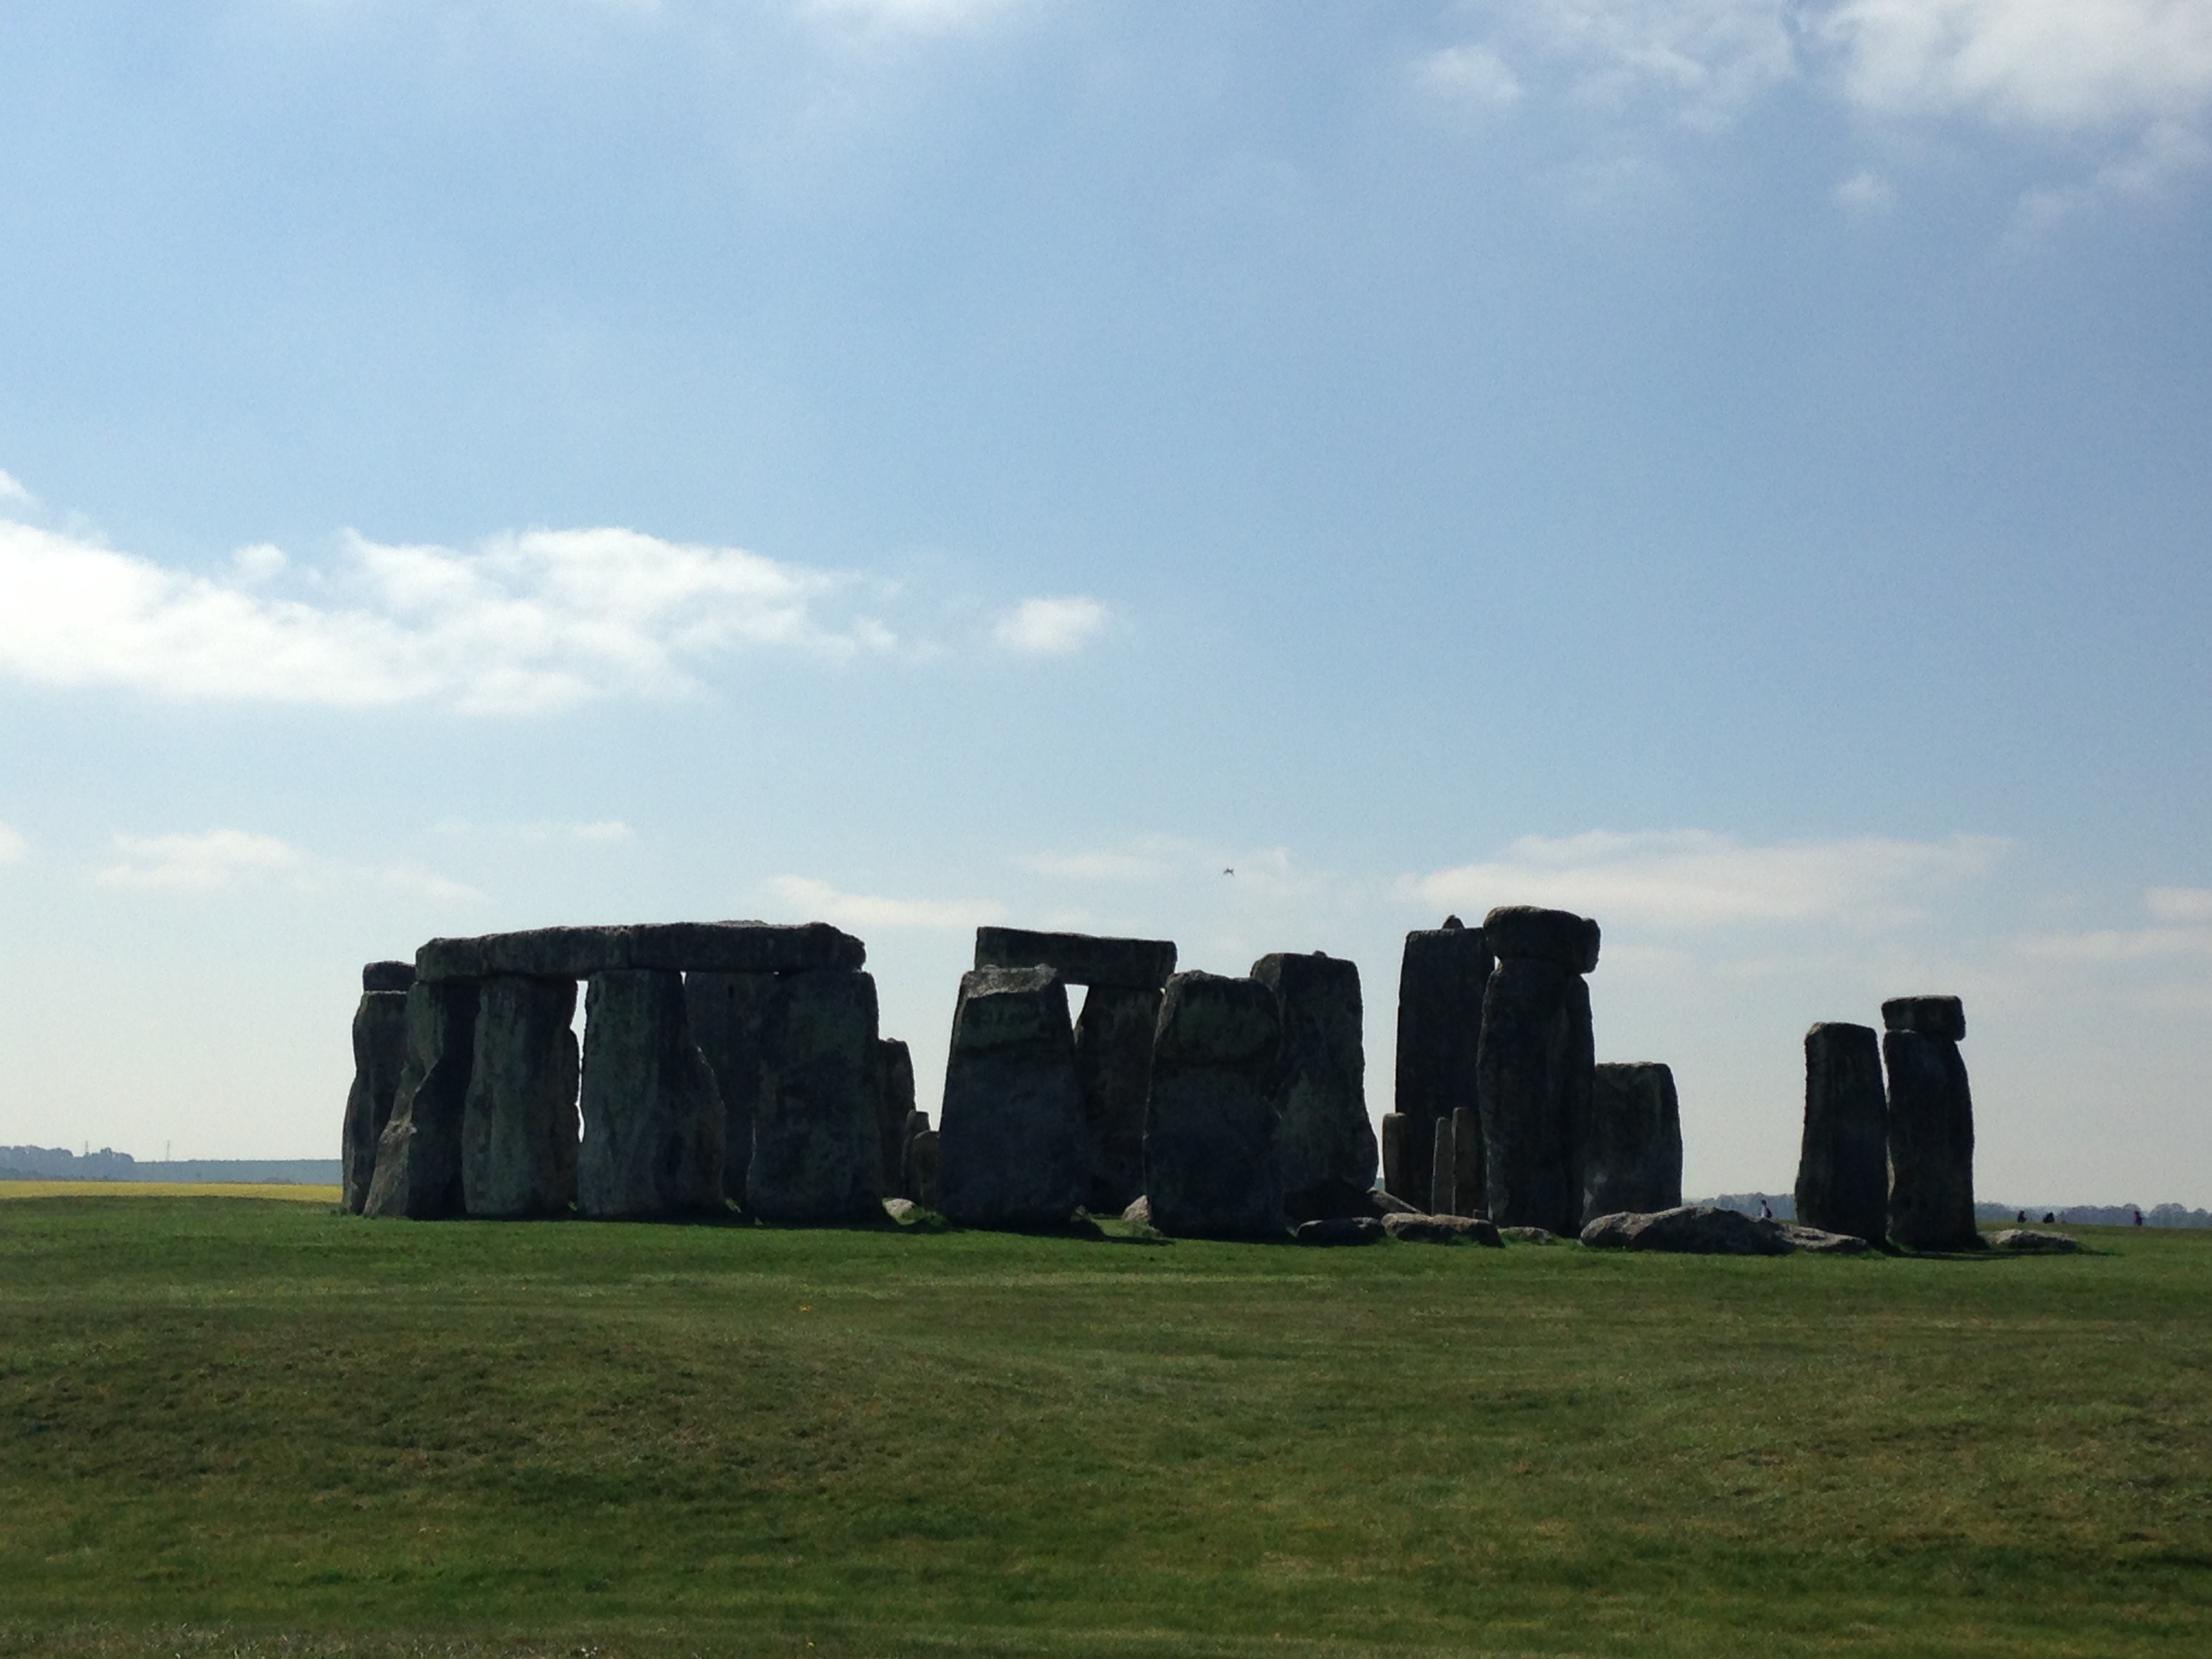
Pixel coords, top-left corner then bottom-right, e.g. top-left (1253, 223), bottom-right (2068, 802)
top-left (1584, 1062), bottom-right (1683, 1224)
top-left (1120, 1195), bottom-right (1150, 1225)
top-left (1483, 906), bottom-right (1601, 973)
top-left (363, 980), bottom-right (480, 1220)
top-left (1885, 1027), bottom-right (1982, 1251)
top-left (1296, 1216), bottom-right (1387, 1245)
top-left (1144, 971), bottom-right (1284, 1238)
top-left (883, 1196), bottom-right (918, 1222)
top-left (1992, 1227), bottom-right (2078, 1253)
top-left (1429, 1115), bottom-right (1456, 1216)
top-left (1383, 1212), bottom-right (1502, 1246)
top-left (1777, 1223), bottom-right (1872, 1254)
top-left (685, 970), bottom-right (777, 1207)
top-left (1883, 995), bottom-right (1966, 1042)
top-left (1498, 1226), bottom-right (1555, 1244)
top-left (897, 1109), bottom-right (930, 1203)
top-left (462, 975), bottom-right (580, 1218)
top-left (1579, 1206), bottom-right (1795, 1255)
top-left (973, 926), bottom-right (1176, 990)
top-left (577, 970), bottom-right (724, 1219)
top-left (1478, 957), bottom-right (1591, 1234)
top-left (1071, 983), bottom-right (1161, 1214)
top-left (1796, 1023), bottom-right (1888, 1245)
top-left (1391, 921), bottom-right (1491, 1210)
top-left (1379, 1113), bottom-right (1408, 1200)
top-left (746, 969), bottom-right (883, 1223)
top-left (938, 967), bottom-right (1088, 1228)
top-left (1370, 1187), bottom-right (1419, 1216)
top-left (419, 920), bottom-right (865, 985)
top-left (875, 1038), bottom-right (916, 1201)
top-left (1253, 951), bottom-right (1376, 1214)
top-left (1452, 1107), bottom-right (1483, 1221)
top-left (363, 960), bottom-right (416, 994)
top-left (907, 1128), bottom-right (941, 1211)
top-left (342, 990), bottom-right (410, 1214)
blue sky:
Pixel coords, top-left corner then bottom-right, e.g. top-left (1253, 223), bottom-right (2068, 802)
top-left (2, 0), bottom-right (2208, 1204)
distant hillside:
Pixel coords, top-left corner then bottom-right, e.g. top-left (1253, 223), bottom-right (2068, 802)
top-left (1696, 1191), bottom-right (2212, 1229)
top-left (1, 1145), bottom-right (339, 1185)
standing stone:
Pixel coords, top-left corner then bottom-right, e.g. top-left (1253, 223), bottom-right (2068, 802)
top-left (577, 970), bottom-right (726, 1220)
top-left (1584, 1062), bottom-right (1682, 1223)
top-left (1430, 1115), bottom-right (1456, 1216)
top-left (686, 970), bottom-right (777, 1207)
top-left (906, 1128), bottom-right (941, 1211)
top-left (1884, 997), bottom-right (1980, 1251)
top-left (1072, 984), bottom-right (1161, 1214)
top-left (1796, 1023), bottom-right (1887, 1245)
top-left (462, 975), bottom-right (580, 1219)
top-left (1252, 951), bottom-right (1376, 1220)
top-left (1478, 906), bottom-right (1599, 1235)
top-left (1380, 1113), bottom-right (1408, 1199)
top-left (937, 966), bottom-right (1088, 1227)
top-left (1144, 971), bottom-right (1284, 1238)
top-left (342, 985), bottom-right (411, 1214)
top-left (1451, 1107), bottom-right (1483, 1218)
top-left (363, 979), bottom-right (480, 1220)
top-left (747, 969), bottom-right (882, 1223)
top-left (1392, 920), bottom-right (1493, 1210)
top-left (897, 1109), bottom-right (930, 1202)
top-left (875, 1038), bottom-right (916, 1201)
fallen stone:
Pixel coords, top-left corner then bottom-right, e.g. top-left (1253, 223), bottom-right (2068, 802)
top-left (462, 975), bottom-right (580, 1218)
top-left (686, 970), bottom-right (777, 1207)
top-left (747, 969), bottom-right (884, 1223)
top-left (1497, 1225), bottom-right (1555, 1244)
top-left (1383, 1212), bottom-right (1502, 1246)
top-left (363, 980), bottom-right (480, 1220)
top-left (1483, 906), bottom-right (1601, 973)
top-left (1369, 1187), bottom-right (1420, 1216)
top-left (883, 1196), bottom-right (918, 1222)
top-left (418, 920), bottom-right (864, 984)
top-left (1144, 971), bottom-right (1284, 1238)
top-left (875, 1038), bottom-right (916, 1200)
top-left (342, 988), bottom-right (411, 1214)
top-left (363, 960), bottom-right (416, 994)
top-left (1071, 983), bottom-right (1161, 1214)
top-left (1254, 951), bottom-right (1376, 1205)
top-left (973, 926), bottom-right (1176, 990)
top-left (1777, 1223), bottom-right (1872, 1254)
top-left (1796, 1022), bottom-right (1889, 1246)
top-left (1391, 921), bottom-right (1491, 1210)
top-left (577, 969), bottom-right (725, 1219)
top-left (1584, 1062), bottom-right (1683, 1224)
top-left (1992, 1227), bottom-right (2079, 1254)
top-left (938, 966), bottom-right (1088, 1228)
top-left (1578, 1206), bottom-right (1794, 1256)
top-left (1120, 1195), bottom-right (1150, 1225)
top-left (1477, 956), bottom-right (1591, 1235)
top-left (1296, 1216), bottom-right (1385, 1245)
top-left (1885, 1025), bottom-right (1982, 1251)
top-left (1882, 995), bottom-right (1967, 1042)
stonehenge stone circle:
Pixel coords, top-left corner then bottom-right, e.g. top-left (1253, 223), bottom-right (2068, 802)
top-left (1071, 984), bottom-right (1162, 1214)
top-left (937, 966), bottom-right (1088, 1228)
top-left (363, 979), bottom-right (480, 1220)
top-left (462, 975), bottom-right (581, 1219)
top-left (417, 920), bottom-right (863, 983)
top-left (1884, 997), bottom-right (1981, 1251)
top-left (1583, 1061), bottom-right (1683, 1224)
top-left (747, 968), bottom-right (884, 1223)
top-left (1144, 970), bottom-right (1285, 1238)
top-left (875, 1038), bottom-right (916, 1200)
top-left (578, 969), bottom-right (726, 1219)
top-left (684, 970), bottom-right (777, 1207)
top-left (1251, 951), bottom-right (1376, 1221)
top-left (972, 926), bottom-right (1175, 990)
top-left (1391, 918), bottom-right (1492, 1210)
top-left (342, 983), bottom-right (411, 1214)
top-left (1477, 907), bottom-right (1598, 1235)
top-left (1795, 1022), bottom-right (1888, 1246)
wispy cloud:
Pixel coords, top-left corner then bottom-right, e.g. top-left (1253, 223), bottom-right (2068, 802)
top-left (765, 874), bottom-right (1006, 929)
top-left (993, 595), bottom-right (1111, 657)
top-left (94, 828), bottom-right (480, 901)
top-left (1407, 829), bottom-right (2006, 929)
top-left (2018, 884), bottom-right (2212, 962)
top-left (0, 822), bottom-right (28, 865)
top-left (0, 470), bottom-right (35, 508)
top-left (432, 817), bottom-right (634, 845)
top-left (802, 0), bottom-right (1032, 35)
top-left (0, 519), bottom-right (899, 715)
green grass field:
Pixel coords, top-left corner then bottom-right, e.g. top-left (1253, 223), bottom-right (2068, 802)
top-left (1, 1194), bottom-right (2205, 1658)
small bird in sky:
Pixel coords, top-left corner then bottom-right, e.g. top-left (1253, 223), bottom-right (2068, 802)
top-left (1223, 867), bottom-right (1234, 876)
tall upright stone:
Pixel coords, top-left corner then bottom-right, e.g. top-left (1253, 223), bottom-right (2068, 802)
top-left (686, 970), bottom-right (777, 1207)
top-left (747, 969), bottom-right (882, 1223)
top-left (577, 969), bottom-right (725, 1220)
top-left (1478, 906), bottom-right (1599, 1235)
top-left (1883, 996), bottom-right (1980, 1251)
top-left (937, 966), bottom-right (1088, 1227)
top-left (1071, 984), bottom-right (1162, 1214)
top-left (1252, 951), bottom-right (1375, 1221)
top-left (1380, 1113), bottom-right (1408, 1198)
top-left (1430, 1116), bottom-right (1456, 1216)
top-left (1451, 1107), bottom-right (1482, 1218)
top-left (875, 1038), bottom-right (916, 1200)
top-left (363, 979), bottom-right (480, 1220)
top-left (462, 975), bottom-right (580, 1218)
top-left (1392, 919), bottom-right (1492, 1210)
top-left (342, 964), bottom-right (413, 1214)
top-left (1144, 971), bottom-right (1284, 1238)
top-left (1584, 1062), bottom-right (1682, 1223)
top-left (1797, 1023), bottom-right (1887, 1245)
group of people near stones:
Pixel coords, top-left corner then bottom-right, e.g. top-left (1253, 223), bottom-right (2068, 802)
top-left (340, 905), bottom-right (1984, 1252)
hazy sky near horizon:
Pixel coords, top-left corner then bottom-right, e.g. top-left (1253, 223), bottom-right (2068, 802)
top-left (3, 0), bottom-right (2209, 1204)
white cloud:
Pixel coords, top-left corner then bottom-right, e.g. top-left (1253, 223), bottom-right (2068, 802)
top-left (802, 0), bottom-right (1029, 36)
top-left (1417, 43), bottom-right (1527, 110)
top-left (2148, 886), bottom-right (2212, 923)
top-left (92, 827), bottom-right (481, 901)
top-left (1475, 0), bottom-right (1801, 129)
top-left (0, 518), bottom-right (897, 714)
top-left (993, 595), bottom-right (1111, 657)
top-left (1833, 166), bottom-right (1898, 211)
top-left (1408, 829), bottom-right (2006, 929)
top-left (0, 823), bottom-right (27, 865)
top-left (766, 874), bottom-right (1006, 930)
top-left (0, 470), bottom-right (35, 508)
